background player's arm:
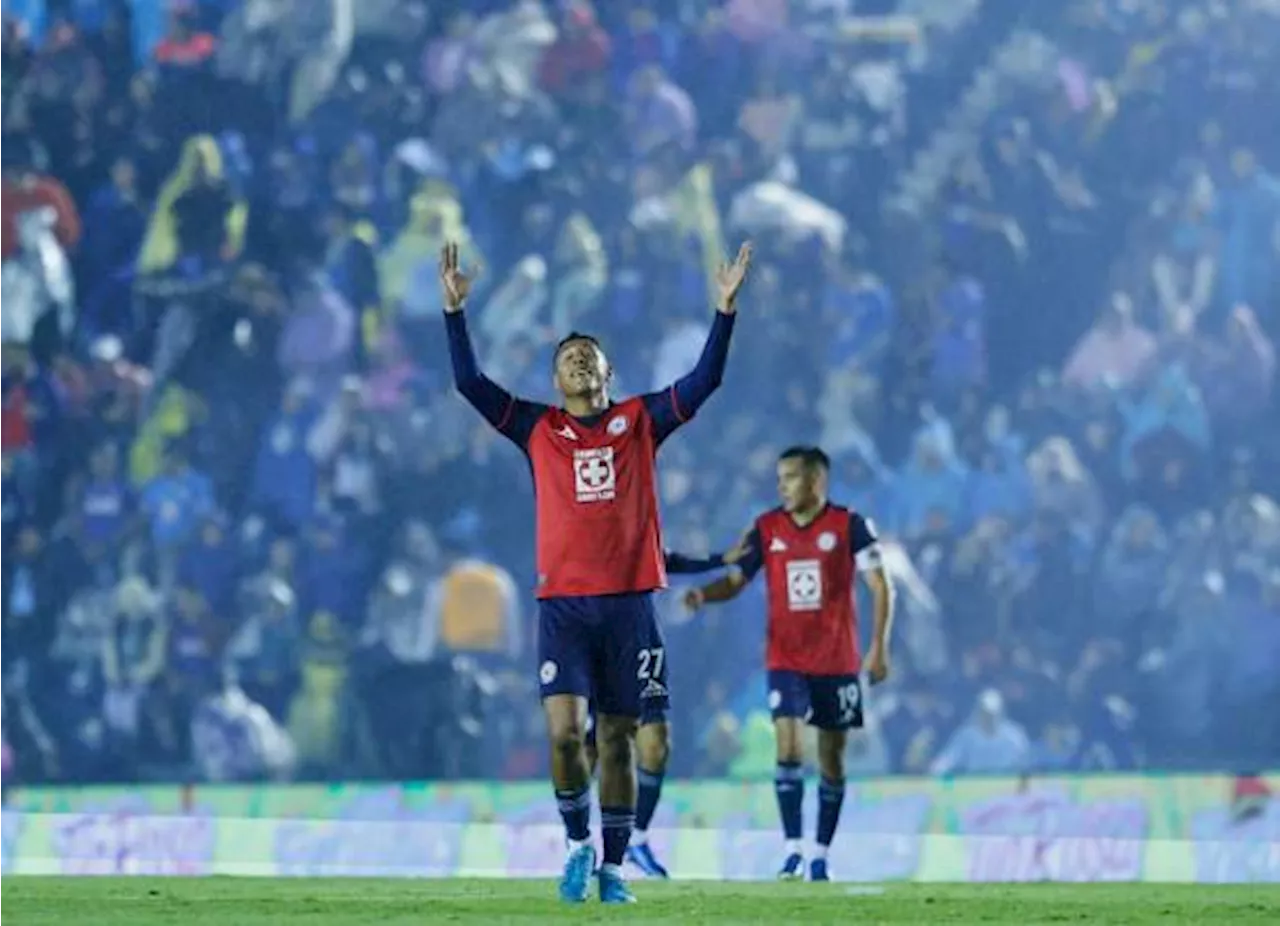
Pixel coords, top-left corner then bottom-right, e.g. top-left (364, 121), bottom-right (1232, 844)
top-left (441, 243), bottom-right (545, 448)
top-left (852, 513), bottom-right (894, 684)
top-left (644, 244), bottom-right (752, 443)
top-left (664, 535), bottom-right (753, 575)
top-left (664, 550), bottom-right (725, 574)
top-left (684, 527), bottom-right (763, 609)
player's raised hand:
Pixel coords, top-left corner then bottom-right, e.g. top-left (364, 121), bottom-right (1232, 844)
top-left (439, 242), bottom-right (475, 313)
top-left (714, 241), bottom-right (754, 314)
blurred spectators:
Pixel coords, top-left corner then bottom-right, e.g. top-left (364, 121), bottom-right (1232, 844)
top-left (1, 0), bottom-right (1277, 786)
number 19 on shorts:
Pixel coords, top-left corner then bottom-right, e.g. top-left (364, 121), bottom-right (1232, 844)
top-left (837, 681), bottom-right (860, 725)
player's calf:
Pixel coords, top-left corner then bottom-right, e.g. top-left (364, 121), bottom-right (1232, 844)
top-left (544, 693), bottom-right (594, 891)
top-left (773, 717), bottom-right (806, 876)
top-left (812, 729), bottom-right (848, 881)
top-left (626, 719), bottom-right (671, 878)
top-left (594, 715), bottom-right (638, 873)
top-left (550, 728), bottom-right (596, 903)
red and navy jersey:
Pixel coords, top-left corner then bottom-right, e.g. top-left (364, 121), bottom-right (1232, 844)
top-left (523, 397), bottom-right (665, 597)
top-left (736, 504), bottom-right (881, 675)
top-left (446, 312), bottom-right (734, 599)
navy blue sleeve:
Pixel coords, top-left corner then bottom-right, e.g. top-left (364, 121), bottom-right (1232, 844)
top-left (735, 527), bottom-right (765, 581)
top-left (643, 311), bottom-right (736, 444)
top-left (664, 550), bottom-right (725, 574)
top-left (445, 311), bottom-right (547, 450)
top-left (850, 512), bottom-right (879, 555)
top-left (850, 512), bottom-right (885, 571)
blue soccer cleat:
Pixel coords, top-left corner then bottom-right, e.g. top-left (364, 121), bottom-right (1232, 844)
top-left (559, 843), bottom-right (597, 903)
top-left (598, 864), bottom-right (637, 904)
top-left (625, 841), bottom-right (670, 878)
top-left (810, 858), bottom-right (830, 882)
top-left (778, 852), bottom-right (804, 881)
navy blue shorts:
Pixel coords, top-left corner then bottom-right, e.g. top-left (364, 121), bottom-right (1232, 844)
top-left (538, 592), bottom-right (669, 720)
top-left (767, 670), bottom-right (864, 731)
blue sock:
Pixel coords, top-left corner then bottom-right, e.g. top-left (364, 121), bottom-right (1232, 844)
top-left (774, 761), bottom-right (804, 842)
top-left (600, 805), bottom-right (635, 866)
top-left (635, 767), bottom-right (664, 833)
top-left (817, 776), bottom-right (846, 850)
top-left (555, 786), bottom-right (591, 843)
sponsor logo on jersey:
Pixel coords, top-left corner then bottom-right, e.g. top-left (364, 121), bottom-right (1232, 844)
top-left (573, 447), bottom-right (616, 502)
top-left (785, 559), bottom-right (823, 611)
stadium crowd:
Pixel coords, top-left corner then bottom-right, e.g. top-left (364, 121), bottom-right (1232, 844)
top-left (2, 0), bottom-right (1278, 786)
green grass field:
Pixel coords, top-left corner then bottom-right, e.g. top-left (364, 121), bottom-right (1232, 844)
top-left (4, 878), bottom-right (1279, 925)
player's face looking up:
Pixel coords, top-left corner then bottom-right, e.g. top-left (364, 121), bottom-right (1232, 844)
top-left (776, 457), bottom-right (825, 514)
top-left (553, 337), bottom-right (610, 400)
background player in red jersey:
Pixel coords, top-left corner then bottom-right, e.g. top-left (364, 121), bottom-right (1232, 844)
top-left (438, 241), bottom-right (752, 904)
top-left (684, 446), bottom-right (895, 883)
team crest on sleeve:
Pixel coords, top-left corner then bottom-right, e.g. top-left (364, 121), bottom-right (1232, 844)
top-left (607, 415), bottom-right (629, 435)
top-left (817, 531), bottom-right (837, 552)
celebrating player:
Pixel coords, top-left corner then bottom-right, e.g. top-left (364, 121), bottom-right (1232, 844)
top-left (684, 446), bottom-right (894, 883)
top-left (582, 547), bottom-right (748, 879)
top-left (439, 241), bottom-right (752, 904)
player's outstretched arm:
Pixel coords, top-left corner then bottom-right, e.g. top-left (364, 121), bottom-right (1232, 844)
top-left (683, 570), bottom-right (748, 611)
top-left (647, 243), bottom-right (753, 442)
top-left (440, 242), bottom-right (545, 447)
top-left (664, 550), bottom-right (726, 575)
top-left (665, 531), bottom-right (754, 574)
top-left (682, 525), bottom-right (762, 611)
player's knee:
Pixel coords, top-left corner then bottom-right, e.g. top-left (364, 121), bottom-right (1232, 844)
top-left (595, 716), bottom-right (637, 770)
top-left (774, 720), bottom-right (804, 764)
top-left (547, 716), bottom-right (588, 759)
top-left (776, 744), bottom-right (804, 765)
top-left (637, 722), bottom-right (670, 772)
top-left (775, 732), bottom-right (804, 764)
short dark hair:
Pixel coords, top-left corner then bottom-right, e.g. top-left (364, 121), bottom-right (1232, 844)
top-left (552, 331), bottom-right (604, 366)
top-left (778, 445), bottom-right (830, 472)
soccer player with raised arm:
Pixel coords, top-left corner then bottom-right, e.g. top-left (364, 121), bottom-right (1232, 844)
top-left (439, 241), bottom-right (752, 904)
top-left (684, 446), bottom-right (894, 883)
